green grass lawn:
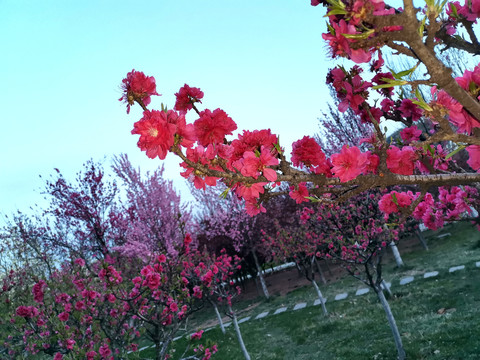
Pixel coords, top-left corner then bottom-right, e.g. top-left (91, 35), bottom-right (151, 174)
top-left (137, 222), bottom-right (480, 359)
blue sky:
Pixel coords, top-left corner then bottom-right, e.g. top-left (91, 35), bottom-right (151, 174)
top-left (1, 1), bottom-right (337, 216)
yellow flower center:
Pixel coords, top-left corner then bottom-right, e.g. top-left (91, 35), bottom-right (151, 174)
top-left (148, 127), bottom-right (159, 137)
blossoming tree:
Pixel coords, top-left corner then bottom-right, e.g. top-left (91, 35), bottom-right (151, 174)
top-left (111, 153), bottom-right (192, 257)
top-left (193, 184), bottom-right (272, 300)
top-left (261, 220), bottom-right (329, 316)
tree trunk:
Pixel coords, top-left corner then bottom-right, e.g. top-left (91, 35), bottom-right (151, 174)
top-left (376, 287), bottom-right (406, 360)
top-left (228, 303), bottom-right (251, 360)
top-left (212, 301), bottom-right (226, 334)
top-left (314, 258), bottom-right (327, 285)
top-left (381, 279), bottom-right (392, 297)
top-left (389, 241), bottom-right (404, 267)
top-left (252, 248), bottom-right (269, 299)
top-left (311, 279), bottom-right (328, 316)
top-left (157, 339), bottom-right (171, 360)
top-left (415, 228), bottom-right (429, 250)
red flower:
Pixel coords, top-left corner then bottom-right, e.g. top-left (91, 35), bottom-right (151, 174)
top-left (289, 183), bottom-right (310, 204)
top-left (166, 110), bottom-right (196, 149)
top-left (75, 301), bottom-right (86, 311)
top-left (180, 145), bottom-right (220, 190)
top-left (184, 233), bottom-right (193, 247)
top-left (132, 110), bottom-right (177, 160)
top-left (378, 191), bottom-right (413, 215)
top-left (74, 258), bottom-right (85, 267)
top-left (58, 311), bottom-right (69, 322)
top-left (99, 344), bottom-right (112, 359)
top-left (66, 339), bottom-right (75, 350)
top-left (86, 351), bottom-right (98, 360)
top-left (169, 302), bottom-right (179, 312)
top-left (339, 75), bottom-right (370, 112)
top-left (146, 273), bottom-right (161, 290)
top-left (331, 145), bottom-right (368, 182)
top-left (245, 199), bottom-right (267, 216)
top-left (398, 99), bottom-right (423, 121)
top-left (423, 209), bottom-right (444, 230)
top-left (365, 152), bottom-right (379, 174)
top-left (386, 146), bottom-right (417, 175)
top-left (16, 306), bottom-right (34, 318)
top-left (174, 84), bottom-right (204, 114)
top-left (449, 107), bottom-right (480, 135)
top-left (235, 182), bottom-right (267, 202)
top-left (231, 129), bottom-right (278, 162)
top-left (119, 69), bottom-right (160, 114)
top-left (32, 280), bottom-right (46, 303)
top-left (291, 136), bottom-right (327, 169)
top-left (194, 108), bottom-right (237, 146)
top-left (467, 145), bottom-right (480, 171)
top-left (433, 88), bottom-right (480, 134)
top-left (322, 20), bottom-right (372, 63)
top-left (400, 125), bottom-right (422, 143)
top-left (193, 285), bottom-right (202, 299)
top-left (234, 147), bottom-right (279, 181)
top-left (190, 330), bottom-right (204, 340)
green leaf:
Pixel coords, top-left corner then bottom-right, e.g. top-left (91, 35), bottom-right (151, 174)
top-left (372, 79), bottom-right (408, 89)
top-left (326, 9), bottom-right (348, 16)
top-left (469, 81), bottom-right (477, 94)
top-left (326, 22), bottom-right (336, 35)
top-left (385, 222), bottom-right (398, 228)
top-left (342, 29), bottom-right (375, 40)
top-left (388, 68), bottom-right (399, 80)
top-left (449, 3), bottom-right (458, 17)
top-left (418, 16), bottom-right (427, 37)
top-left (414, 88), bottom-right (424, 102)
top-left (388, 64), bottom-right (418, 80)
top-left (274, 138), bottom-right (283, 155)
top-left (436, 0), bottom-right (448, 13)
top-left (423, 144), bottom-right (435, 157)
top-left (391, 192), bottom-right (399, 206)
top-left (446, 145), bottom-right (466, 159)
top-left (305, 196), bottom-right (321, 203)
top-left (412, 99), bottom-right (433, 112)
top-left (326, 0), bottom-right (346, 9)
top-left (219, 187), bottom-right (230, 199)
